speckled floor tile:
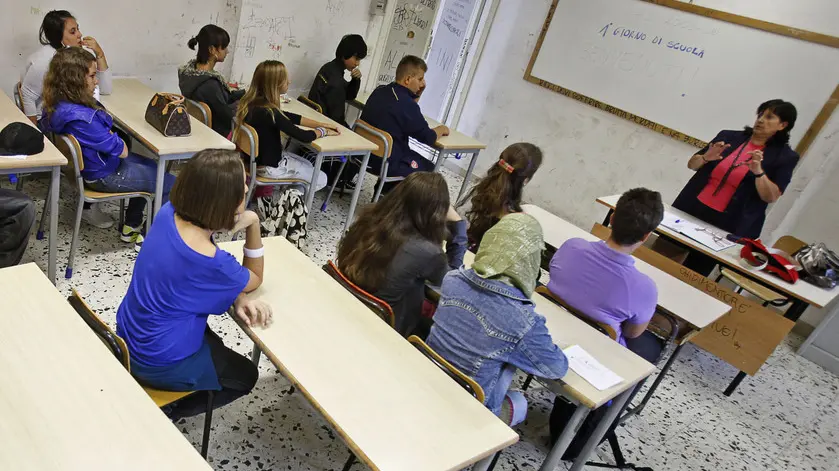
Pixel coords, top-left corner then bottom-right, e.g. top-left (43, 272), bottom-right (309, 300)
top-left (4, 166), bottom-right (839, 471)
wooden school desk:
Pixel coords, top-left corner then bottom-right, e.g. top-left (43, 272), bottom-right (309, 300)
top-left (217, 237), bottom-right (518, 471)
top-left (0, 93), bottom-right (66, 283)
top-left (99, 78), bottom-right (235, 219)
top-left (595, 194), bottom-right (839, 320)
top-left (457, 250), bottom-right (655, 471)
top-left (523, 204), bottom-right (731, 330)
top-left (281, 99), bottom-right (377, 231)
top-left (348, 92), bottom-right (487, 201)
top-left (0, 263), bottom-right (210, 470)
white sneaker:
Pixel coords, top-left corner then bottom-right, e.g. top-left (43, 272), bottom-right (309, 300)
top-left (257, 160), bottom-right (302, 180)
top-left (82, 204), bottom-right (114, 229)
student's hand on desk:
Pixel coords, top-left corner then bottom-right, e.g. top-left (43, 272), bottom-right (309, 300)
top-left (434, 125), bottom-right (451, 138)
top-left (234, 297), bottom-right (273, 328)
top-left (231, 210), bottom-right (259, 234)
top-left (350, 68), bottom-right (362, 80)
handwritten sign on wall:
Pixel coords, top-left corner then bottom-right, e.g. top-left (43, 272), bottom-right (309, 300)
top-left (376, 1), bottom-right (439, 85)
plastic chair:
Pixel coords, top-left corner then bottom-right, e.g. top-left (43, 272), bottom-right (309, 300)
top-left (66, 290), bottom-right (215, 459)
top-left (297, 95), bottom-right (323, 114)
top-left (185, 99), bottom-right (212, 129)
top-left (322, 120), bottom-right (397, 210)
top-left (41, 134), bottom-right (152, 279)
top-left (232, 120), bottom-right (311, 206)
top-left (322, 260), bottom-right (396, 328)
top-left (716, 235), bottom-right (807, 307)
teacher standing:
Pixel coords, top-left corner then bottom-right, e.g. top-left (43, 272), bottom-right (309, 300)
top-left (673, 99), bottom-right (799, 274)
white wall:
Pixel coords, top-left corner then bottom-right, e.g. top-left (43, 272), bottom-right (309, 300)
top-left (455, 0), bottom-right (839, 327)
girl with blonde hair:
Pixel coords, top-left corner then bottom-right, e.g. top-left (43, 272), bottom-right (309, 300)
top-left (235, 60), bottom-right (336, 190)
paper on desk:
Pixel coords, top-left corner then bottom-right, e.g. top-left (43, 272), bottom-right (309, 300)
top-left (660, 211), bottom-right (686, 231)
top-left (563, 345), bottom-right (623, 391)
top-left (0, 154), bottom-right (27, 160)
top-left (660, 211), bottom-right (735, 252)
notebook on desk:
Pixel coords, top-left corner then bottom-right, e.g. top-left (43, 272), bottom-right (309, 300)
top-left (660, 211), bottom-right (736, 252)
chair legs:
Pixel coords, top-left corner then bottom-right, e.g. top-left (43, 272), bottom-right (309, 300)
top-left (341, 453), bottom-right (356, 471)
top-left (372, 162), bottom-right (390, 203)
top-left (36, 186), bottom-right (50, 240)
top-left (119, 200), bottom-right (125, 229)
top-left (65, 193), bottom-right (85, 279)
top-left (201, 391), bottom-right (215, 459)
top-left (321, 157), bottom-right (350, 212)
top-left (521, 374), bottom-right (534, 391)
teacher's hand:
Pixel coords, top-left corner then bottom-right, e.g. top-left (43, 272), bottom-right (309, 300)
top-left (703, 141), bottom-right (730, 162)
top-left (747, 150), bottom-right (764, 175)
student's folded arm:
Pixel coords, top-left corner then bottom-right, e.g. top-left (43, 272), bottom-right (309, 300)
top-left (273, 110), bottom-right (318, 143)
top-left (405, 107), bottom-right (438, 146)
top-left (71, 118), bottom-right (125, 158)
top-left (204, 82), bottom-right (235, 134)
top-left (445, 220), bottom-right (468, 270)
top-left (622, 285), bottom-right (657, 339)
top-left (511, 315), bottom-right (569, 379)
top-left (346, 75), bottom-right (361, 100)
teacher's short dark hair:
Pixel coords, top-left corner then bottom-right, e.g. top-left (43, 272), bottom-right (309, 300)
top-left (170, 149), bottom-right (245, 231)
top-left (39, 10), bottom-right (75, 50)
top-left (747, 99), bottom-right (797, 145)
top-left (336, 34), bottom-right (368, 60)
top-left (612, 188), bottom-right (664, 246)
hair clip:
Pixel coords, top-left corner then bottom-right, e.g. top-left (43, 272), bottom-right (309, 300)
top-left (497, 159), bottom-right (515, 174)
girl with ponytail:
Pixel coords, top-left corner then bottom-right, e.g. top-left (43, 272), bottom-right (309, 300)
top-left (460, 142), bottom-right (543, 247)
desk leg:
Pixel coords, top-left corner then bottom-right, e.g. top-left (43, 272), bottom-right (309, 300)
top-left (568, 389), bottom-right (633, 471)
top-left (153, 156), bottom-right (166, 222)
top-left (457, 150), bottom-right (481, 203)
top-left (471, 453), bottom-right (496, 471)
top-left (538, 404), bottom-right (589, 471)
top-left (344, 151), bottom-right (370, 233)
top-left (433, 149), bottom-right (447, 172)
top-left (48, 166), bottom-right (60, 284)
top-left (625, 343), bottom-right (685, 418)
top-left (250, 344), bottom-right (262, 365)
top-left (602, 209), bottom-right (614, 227)
top-left (304, 152), bottom-right (325, 214)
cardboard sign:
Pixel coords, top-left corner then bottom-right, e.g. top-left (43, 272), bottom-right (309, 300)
top-left (591, 224), bottom-right (794, 375)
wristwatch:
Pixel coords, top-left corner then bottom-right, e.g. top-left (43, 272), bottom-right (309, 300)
top-left (753, 171), bottom-right (766, 178)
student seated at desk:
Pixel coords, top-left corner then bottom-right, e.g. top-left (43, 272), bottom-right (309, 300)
top-left (178, 25), bottom-right (244, 137)
top-left (545, 188), bottom-right (664, 459)
top-left (427, 213), bottom-right (568, 426)
top-left (117, 149), bottom-right (271, 418)
top-left (235, 60), bottom-right (334, 190)
top-left (460, 143), bottom-right (543, 248)
top-left (308, 34), bottom-right (367, 128)
top-left (337, 172), bottom-right (466, 338)
top-left (41, 47), bottom-right (175, 251)
top-left (359, 55), bottom-right (449, 193)
top-left (21, 9), bottom-right (114, 229)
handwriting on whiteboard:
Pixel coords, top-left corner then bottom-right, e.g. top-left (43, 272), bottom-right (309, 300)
top-left (598, 22), bottom-right (706, 59)
top-left (393, 3), bottom-right (431, 31)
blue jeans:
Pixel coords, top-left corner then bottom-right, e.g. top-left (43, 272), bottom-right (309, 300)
top-left (86, 154), bottom-right (175, 227)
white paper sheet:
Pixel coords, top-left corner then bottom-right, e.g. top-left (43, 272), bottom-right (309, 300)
top-left (0, 154), bottom-right (27, 160)
top-left (660, 211), bottom-right (736, 252)
top-left (563, 345), bottom-right (624, 391)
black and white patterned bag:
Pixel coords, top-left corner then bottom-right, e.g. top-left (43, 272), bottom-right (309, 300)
top-left (255, 187), bottom-right (309, 250)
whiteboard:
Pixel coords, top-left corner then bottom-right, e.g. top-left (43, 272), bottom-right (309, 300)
top-left (1, 0), bottom-right (240, 96)
top-left (230, 0), bottom-right (373, 96)
top-left (525, 0), bottom-right (839, 149)
top-left (375, 0), bottom-right (438, 86)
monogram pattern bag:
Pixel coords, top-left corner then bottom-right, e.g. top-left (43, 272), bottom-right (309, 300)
top-left (255, 187), bottom-right (309, 250)
top-left (144, 93), bottom-right (192, 137)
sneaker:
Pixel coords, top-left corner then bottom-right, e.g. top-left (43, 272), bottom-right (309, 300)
top-left (82, 204), bottom-right (114, 229)
top-left (120, 224), bottom-right (144, 252)
top-left (257, 162), bottom-right (300, 180)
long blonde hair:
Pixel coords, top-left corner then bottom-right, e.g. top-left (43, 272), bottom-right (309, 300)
top-left (43, 47), bottom-right (99, 114)
top-left (235, 60), bottom-right (289, 133)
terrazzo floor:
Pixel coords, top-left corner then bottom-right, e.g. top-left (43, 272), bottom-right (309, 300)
top-left (6, 168), bottom-right (838, 471)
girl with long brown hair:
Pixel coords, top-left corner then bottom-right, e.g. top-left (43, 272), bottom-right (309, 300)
top-left (235, 60), bottom-right (336, 191)
top-left (337, 171), bottom-right (467, 337)
top-left (41, 47), bottom-right (175, 251)
top-left (459, 142), bottom-right (543, 247)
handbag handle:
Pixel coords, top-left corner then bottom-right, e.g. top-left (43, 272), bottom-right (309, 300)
top-left (151, 93), bottom-right (186, 115)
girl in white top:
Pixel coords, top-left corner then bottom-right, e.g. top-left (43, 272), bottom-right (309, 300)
top-left (20, 10), bottom-right (113, 123)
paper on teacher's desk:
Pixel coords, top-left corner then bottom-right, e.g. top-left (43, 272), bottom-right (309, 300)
top-left (660, 211), bottom-right (687, 231)
top-left (0, 155), bottom-right (28, 160)
top-left (682, 221), bottom-right (736, 252)
top-left (563, 345), bottom-right (623, 391)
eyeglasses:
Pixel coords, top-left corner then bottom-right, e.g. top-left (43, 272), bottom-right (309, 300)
top-left (695, 227), bottom-right (726, 247)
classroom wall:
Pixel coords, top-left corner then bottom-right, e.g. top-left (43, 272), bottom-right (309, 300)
top-left (453, 0), bottom-right (839, 328)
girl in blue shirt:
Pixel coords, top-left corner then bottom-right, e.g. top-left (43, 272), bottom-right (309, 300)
top-left (117, 148), bottom-right (272, 419)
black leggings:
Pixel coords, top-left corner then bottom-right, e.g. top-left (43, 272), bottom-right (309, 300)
top-left (167, 329), bottom-right (258, 419)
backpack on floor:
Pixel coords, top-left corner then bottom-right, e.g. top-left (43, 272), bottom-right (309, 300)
top-left (255, 187), bottom-right (308, 250)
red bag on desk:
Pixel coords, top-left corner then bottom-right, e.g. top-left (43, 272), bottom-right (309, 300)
top-left (739, 238), bottom-right (799, 283)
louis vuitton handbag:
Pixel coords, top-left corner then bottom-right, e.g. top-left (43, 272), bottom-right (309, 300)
top-left (144, 93), bottom-right (191, 137)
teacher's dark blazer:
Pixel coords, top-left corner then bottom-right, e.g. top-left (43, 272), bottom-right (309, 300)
top-left (673, 129), bottom-right (799, 239)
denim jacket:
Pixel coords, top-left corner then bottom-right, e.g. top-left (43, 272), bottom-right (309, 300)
top-left (427, 269), bottom-right (568, 415)
top-left (41, 101), bottom-right (123, 180)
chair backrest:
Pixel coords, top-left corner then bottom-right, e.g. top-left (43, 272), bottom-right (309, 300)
top-left (774, 235), bottom-right (807, 256)
top-left (353, 119), bottom-right (393, 160)
top-left (535, 285), bottom-right (618, 341)
top-left (13, 81), bottom-right (24, 112)
top-left (298, 95), bottom-right (323, 114)
top-left (186, 99), bottom-right (212, 128)
top-left (54, 134), bottom-right (85, 188)
top-left (407, 335), bottom-right (486, 403)
top-left (322, 260), bottom-right (396, 328)
top-left (66, 289), bottom-right (131, 371)
top-left (232, 120), bottom-right (259, 160)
